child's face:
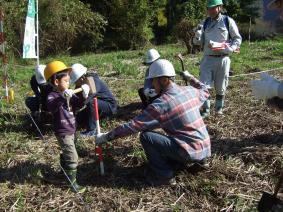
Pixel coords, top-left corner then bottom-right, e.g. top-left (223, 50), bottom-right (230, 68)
top-left (55, 75), bottom-right (70, 92)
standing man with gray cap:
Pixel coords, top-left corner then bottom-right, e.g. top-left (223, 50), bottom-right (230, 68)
top-left (193, 0), bottom-right (242, 117)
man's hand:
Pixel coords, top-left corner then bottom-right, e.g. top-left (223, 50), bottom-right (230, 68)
top-left (181, 70), bottom-right (194, 81)
top-left (95, 132), bottom-right (109, 145)
top-left (81, 84), bottom-right (90, 99)
top-left (222, 43), bottom-right (234, 54)
top-left (192, 24), bottom-right (203, 45)
top-left (195, 30), bottom-right (202, 40)
top-left (144, 88), bottom-right (157, 98)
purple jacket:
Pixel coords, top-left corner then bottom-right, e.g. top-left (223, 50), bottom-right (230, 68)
top-left (47, 91), bottom-right (83, 136)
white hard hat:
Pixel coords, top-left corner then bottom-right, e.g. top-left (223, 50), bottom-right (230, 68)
top-left (35, 64), bottom-right (47, 84)
top-left (145, 49), bottom-right (160, 64)
top-left (147, 59), bottom-right (176, 79)
top-left (70, 63), bottom-right (87, 84)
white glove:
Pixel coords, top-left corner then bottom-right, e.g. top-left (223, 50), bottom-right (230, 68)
top-left (181, 70), bottom-right (194, 81)
top-left (261, 73), bottom-right (278, 83)
top-left (81, 84), bottom-right (90, 99)
top-left (194, 29), bottom-right (202, 40)
top-left (63, 89), bottom-right (74, 99)
top-left (95, 132), bottom-right (109, 145)
top-left (193, 25), bottom-right (203, 45)
top-left (250, 74), bottom-right (280, 100)
top-left (144, 88), bottom-right (157, 98)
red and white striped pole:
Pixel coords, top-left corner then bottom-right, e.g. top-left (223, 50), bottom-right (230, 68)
top-left (93, 97), bottom-right (105, 175)
top-left (0, 9), bottom-right (8, 103)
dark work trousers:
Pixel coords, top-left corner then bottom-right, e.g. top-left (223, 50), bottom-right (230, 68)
top-left (76, 98), bottom-right (117, 131)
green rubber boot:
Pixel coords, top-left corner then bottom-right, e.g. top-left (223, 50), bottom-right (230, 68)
top-left (215, 95), bottom-right (224, 115)
top-left (66, 169), bottom-right (86, 193)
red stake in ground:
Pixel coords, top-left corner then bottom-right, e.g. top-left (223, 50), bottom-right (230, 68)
top-left (93, 97), bottom-right (105, 175)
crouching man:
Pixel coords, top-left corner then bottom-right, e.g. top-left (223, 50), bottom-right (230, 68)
top-left (95, 59), bottom-right (211, 186)
top-left (70, 63), bottom-right (118, 137)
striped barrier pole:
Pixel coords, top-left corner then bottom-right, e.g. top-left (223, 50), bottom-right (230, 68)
top-left (93, 97), bottom-right (105, 176)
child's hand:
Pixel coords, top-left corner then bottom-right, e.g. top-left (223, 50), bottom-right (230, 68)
top-left (63, 89), bottom-right (74, 98)
top-left (81, 84), bottom-right (90, 99)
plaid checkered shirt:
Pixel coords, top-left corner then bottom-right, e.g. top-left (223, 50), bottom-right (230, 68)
top-left (108, 77), bottom-right (211, 161)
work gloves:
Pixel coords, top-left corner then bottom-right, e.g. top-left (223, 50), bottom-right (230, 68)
top-left (181, 70), bottom-right (194, 81)
top-left (81, 84), bottom-right (90, 99)
top-left (63, 84), bottom-right (90, 99)
top-left (250, 73), bottom-right (280, 100)
top-left (144, 88), bottom-right (157, 98)
top-left (63, 89), bottom-right (74, 98)
top-left (195, 29), bottom-right (202, 40)
top-left (193, 24), bottom-right (203, 45)
top-left (95, 132), bottom-right (109, 145)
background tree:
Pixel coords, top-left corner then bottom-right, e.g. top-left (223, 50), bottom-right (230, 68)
top-left (86, 0), bottom-right (154, 50)
top-left (173, 0), bottom-right (206, 54)
top-left (1, 0), bottom-right (106, 56)
top-left (0, 0), bottom-right (262, 56)
top-left (224, 0), bottom-right (260, 24)
top-left (174, 0), bottom-right (259, 53)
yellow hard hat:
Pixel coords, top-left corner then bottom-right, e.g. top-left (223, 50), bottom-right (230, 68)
top-left (44, 60), bottom-right (71, 81)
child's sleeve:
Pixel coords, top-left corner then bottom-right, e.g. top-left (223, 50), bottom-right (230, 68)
top-left (46, 93), bottom-right (64, 112)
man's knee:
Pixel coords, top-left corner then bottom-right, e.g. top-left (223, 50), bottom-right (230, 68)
top-left (97, 99), bottom-right (116, 117)
top-left (140, 131), bottom-right (148, 143)
top-left (140, 131), bottom-right (153, 146)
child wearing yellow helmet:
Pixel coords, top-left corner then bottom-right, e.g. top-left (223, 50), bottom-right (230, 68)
top-left (45, 60), bottom-right (89, 193)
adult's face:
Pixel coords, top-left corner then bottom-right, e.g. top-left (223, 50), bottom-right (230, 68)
top-left (152, 77), bottom-right (170, 94)
top-left (207, 5), bottom-right (221, 19)
top-left (152, 78), bottom-right (161, 94)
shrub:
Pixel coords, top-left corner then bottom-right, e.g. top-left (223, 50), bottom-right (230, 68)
top-left (90, 0), bottom-right (153, 50)
top-left (1, 0), bottom-right (107, 56)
